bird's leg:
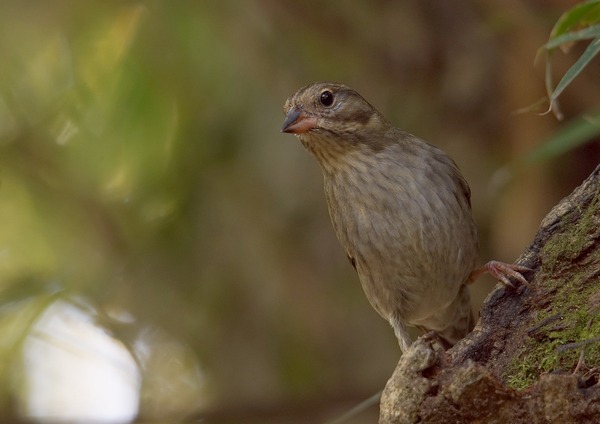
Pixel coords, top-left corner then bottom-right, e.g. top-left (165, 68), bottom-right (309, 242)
top-left (468, 260), bottom-right (532, 288)
top-left (391, 317), bottom-right (412, 353)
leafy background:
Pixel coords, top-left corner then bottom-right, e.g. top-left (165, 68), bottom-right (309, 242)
top-left (0, 1), bottom-right (599, 423)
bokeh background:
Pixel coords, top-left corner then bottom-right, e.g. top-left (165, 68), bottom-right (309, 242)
top-left (0, 1), bottom-right (599, 423)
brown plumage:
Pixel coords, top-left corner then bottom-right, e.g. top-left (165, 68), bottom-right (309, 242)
top-left (281, 82), bottom-right (529, 352)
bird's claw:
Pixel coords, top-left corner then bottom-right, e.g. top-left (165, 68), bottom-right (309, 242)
top-left (468, 260), bottom-right (532, 288)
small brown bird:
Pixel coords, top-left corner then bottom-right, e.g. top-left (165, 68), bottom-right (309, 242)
top-left (282, 82), bottom-right (529, 352)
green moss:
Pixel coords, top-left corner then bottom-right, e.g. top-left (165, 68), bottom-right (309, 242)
top-left (504, 187), bottom-right (600, 390)
top-left (540, 187), bottom-right (600, 272)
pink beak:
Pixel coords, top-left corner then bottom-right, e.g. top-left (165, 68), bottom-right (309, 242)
top-left (281, 108), bottom-right (317, 134)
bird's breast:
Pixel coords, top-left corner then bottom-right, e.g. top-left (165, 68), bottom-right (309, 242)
top-left (322, 147), bottom-right (478, 318)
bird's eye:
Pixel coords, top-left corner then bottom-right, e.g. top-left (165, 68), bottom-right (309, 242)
top-left (319, 90), bottom-right (334, 107)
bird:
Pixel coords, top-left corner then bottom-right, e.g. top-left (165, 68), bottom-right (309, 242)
top-left (281, 82), bottom-right (530, 352)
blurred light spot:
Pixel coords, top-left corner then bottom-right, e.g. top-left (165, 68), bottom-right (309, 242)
top-left (12, 34), bottom-right (74, 119)
top-left (80, 5), bottom-right (147, 93)
top-left (55, 119), bottom-right (79, 146)
top-left (20, 300), bottom-right (140, 423)
top-left (104, 166), bottom-right (132, 200)
top-left (106, 306), bottom-right (136, 325)
top-left (135, 328), bottom-right (208, 420)
top-left (141, 199), bottom-right (176, 223)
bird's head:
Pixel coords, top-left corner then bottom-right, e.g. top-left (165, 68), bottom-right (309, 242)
top-left (281, 82), bottom-right (388, 155)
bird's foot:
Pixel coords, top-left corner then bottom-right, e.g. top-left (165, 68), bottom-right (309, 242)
top-left (468, 260), bottom-right (532, 288)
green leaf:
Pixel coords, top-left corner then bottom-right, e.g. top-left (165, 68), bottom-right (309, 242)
top-left (523, 110), bottom-right (600, 164)
top-left (550, 37), bottom-right (600, 105)
top-left (545, 24), bottom-right (600, 50)
top-left (544, 49), bottom-right (563, 120)
top-left (543, 2), bottom-right (600, 119)
top-left (550, 0), bottom-right (600, 38)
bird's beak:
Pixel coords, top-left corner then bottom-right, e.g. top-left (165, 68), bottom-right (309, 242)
top-left (281, 108), bottom-right (317, 134)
